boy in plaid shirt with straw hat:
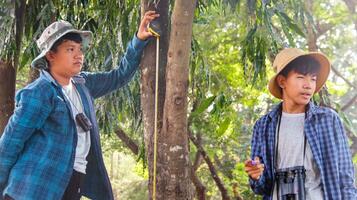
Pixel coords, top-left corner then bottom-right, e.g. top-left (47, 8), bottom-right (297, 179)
top-left (245, 48), bottom-right (356, 200)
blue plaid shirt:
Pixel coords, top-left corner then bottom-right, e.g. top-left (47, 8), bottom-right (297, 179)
top-left (249, 102), bottom-right (357, 200)
top-left (0, 35), bottom-right (148, 200)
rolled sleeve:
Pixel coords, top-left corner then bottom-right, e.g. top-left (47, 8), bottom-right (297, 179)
top-left (83, 34), bottom-right (150, 99)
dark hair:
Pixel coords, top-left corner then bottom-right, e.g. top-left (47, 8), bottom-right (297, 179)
top-left (279, 56), bottom-right (321, 77)
top-left (50, 32), bottom-right (82, 52)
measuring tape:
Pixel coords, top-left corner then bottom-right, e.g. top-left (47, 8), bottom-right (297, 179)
top-left (148, 19), bottom-right (161, 200)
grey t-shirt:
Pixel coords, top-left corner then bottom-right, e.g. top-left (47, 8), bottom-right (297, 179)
top-left (272, 112), bottom-right (323, 200)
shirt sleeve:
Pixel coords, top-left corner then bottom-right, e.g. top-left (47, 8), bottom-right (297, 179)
top-left (0, 88), bottom-right (51, 195)
top-left (82, 34), bottom-right (149, 99)
top-left (334, 113), bottom-right (357, 198)
top-left (249, 118), bottom-right (273, 196)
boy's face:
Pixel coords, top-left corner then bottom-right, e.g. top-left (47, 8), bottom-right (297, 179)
top-left (46, 40), bottom-right (84, 79)
top-left (277, 70), bottom-right (317, 106)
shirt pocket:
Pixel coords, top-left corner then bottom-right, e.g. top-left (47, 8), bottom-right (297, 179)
top-left (46, 96), bottom-right (72, 131)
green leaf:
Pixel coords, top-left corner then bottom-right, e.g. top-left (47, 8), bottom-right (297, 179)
top-left (277, 11), bottom-right (305, 37)
top-left (216, 118), bottom-right (231, 138)
top-left (192, 95), bottom-right (216, 115)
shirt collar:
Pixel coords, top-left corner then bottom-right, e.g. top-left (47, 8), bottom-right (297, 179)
top-left (268, 101), bottom-right (324, 120)
top-left (40, 70), bottom-right (86, 86)
top-left (40, 70), bottom-right (59, 86)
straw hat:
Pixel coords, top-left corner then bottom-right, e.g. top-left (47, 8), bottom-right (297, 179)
top-left (268, 48), bottom-right (331, 99)
top-left (31, 20), bottom-right (92, 69)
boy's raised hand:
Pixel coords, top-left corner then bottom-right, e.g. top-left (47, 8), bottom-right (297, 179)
top-left (137, 11), bottom-right (160, 40)
top-left (244, 157), bottom-right (265, 180)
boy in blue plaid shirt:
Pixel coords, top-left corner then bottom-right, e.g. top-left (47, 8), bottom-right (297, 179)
top-left (244, 48), bottom-right (356, 200)
top-left (0, 11), bottom-right (158, 200)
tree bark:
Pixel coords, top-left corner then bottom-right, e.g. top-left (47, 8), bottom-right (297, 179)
top-left (305, 0), bottom-right (318, 52)
top-left (0, 0), bottom-right (26, 134)
top-left (157, 1), bottom-right (197, 199)
top-left (0, 62), bottom-right (16, 134)
top-left (14, 0), bottom-right (26, 70)
top-left (140, 0), bottom-right (169, 199)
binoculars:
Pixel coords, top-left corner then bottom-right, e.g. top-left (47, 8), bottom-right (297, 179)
top-left (75, 113), bottom-right (92, 132)
top-left (275, 166), bottom-right (306, 200)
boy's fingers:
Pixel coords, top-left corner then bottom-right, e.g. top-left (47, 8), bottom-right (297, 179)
top-left (145, 16), bottom-right (157, 21)
top-left (248, 167), bottom-right (263, 174)
top-left (246, 164), bottom-right (264, 173)
top-left (144, 12), bottom-right (159, 19)
top-left (145, 10), bottom-right (156, 15)
top-left (244, 158), bottom-right (264, 180)
top-left (247, 168), bottom-right (264, 179)
top-left (147, 13), bottom-right (160, 17)
top-left (248, 171), bottom-right (262, 180)
top-left (245, 164), bottom-right (264, 172)
top-left (254, 156), bottom-right (261, 163)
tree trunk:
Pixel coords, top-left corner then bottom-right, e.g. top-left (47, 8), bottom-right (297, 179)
top-left (157, 0), bottom-right (197, 199)
top-left (0, 0), bottom-right (26, 134)
top-left (305, 0), bottom-right (318, 52)
top-left (140, 0), bottom-right (169, 199)
top-left (0, 62), bottom-right (16, 134)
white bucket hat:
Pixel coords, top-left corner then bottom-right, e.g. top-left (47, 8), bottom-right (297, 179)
top-left (31, 20), bottom-right (92, 69)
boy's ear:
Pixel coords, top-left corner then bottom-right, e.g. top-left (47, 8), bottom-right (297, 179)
top-left (45, 51), bottom-right (55, 63)
top-left (276, 74), bottom-right (285, 89)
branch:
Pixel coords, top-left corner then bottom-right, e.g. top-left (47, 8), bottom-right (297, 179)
top-left (214, 155), bottom-right (234, 179)
top-left (214, 155), bottom-right (243, 200)
top-left (192, 133), bottom-right (204, 169)
top-left (343, 0), bottom-right (357, 13)
top-left (343, 0), bottom-right (357, 33)
top-left (188, 131), bottom-right (231, 200)
top-left (114, 128), bottom-right (139, 155)
top-left (316, 22), bottom-right (334, 37)
top-left (331, 65), bottom-right (357, 90)
top-left (342, 93), bottom-right (357, 111)
top-left (191, 151), bottom-right (206, 200)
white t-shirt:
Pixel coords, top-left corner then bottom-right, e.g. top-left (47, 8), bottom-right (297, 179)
top-left (62, 81), bottom-right (91, 174)
top-left (273, 112), bottom-right (323, 200)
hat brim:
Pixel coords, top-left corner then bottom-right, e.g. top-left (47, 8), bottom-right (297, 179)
top-left (268, 52), bottom-right (331, 99)
top-left (31, 29), bottom-right (92, 69)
